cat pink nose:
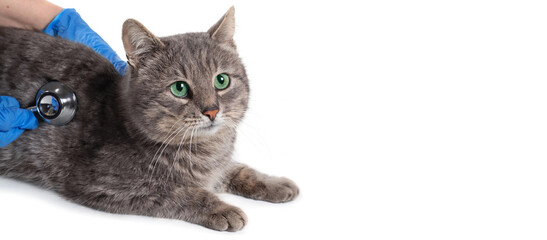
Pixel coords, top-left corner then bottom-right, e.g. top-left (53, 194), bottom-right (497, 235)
top-left (203, 108), bottom-right (219, 121)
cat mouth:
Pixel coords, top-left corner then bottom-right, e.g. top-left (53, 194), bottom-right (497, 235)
top-left (196, 121), bottom-right (222, 135)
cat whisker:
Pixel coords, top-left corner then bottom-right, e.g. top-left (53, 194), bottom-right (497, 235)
top-left (165, 126), bottom-right (192, 185)
top-left (148, 119), bottom-right (182, 171)
top-left (186, 126), bottom-right (197, 179)
top-left (148, 124), bottom-right (187, 184)
top-left (223, 118), bottom-right (267, 159)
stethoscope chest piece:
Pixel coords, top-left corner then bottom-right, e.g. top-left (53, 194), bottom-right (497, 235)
top-left (29, 81), bottom-right (77, 126)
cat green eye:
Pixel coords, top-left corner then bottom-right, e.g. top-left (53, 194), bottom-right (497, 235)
top-left (170, 81), bottom-right (189, 98)
top-left (214, 73), bottom-right (230, 90)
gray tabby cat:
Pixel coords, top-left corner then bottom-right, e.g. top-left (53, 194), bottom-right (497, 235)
top-left (0, 7), bottom-right (298, 231)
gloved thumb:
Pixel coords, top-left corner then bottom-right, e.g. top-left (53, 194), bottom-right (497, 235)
top-left (0, 127), bottom-right (25, 148)
top-left (0, 96), bottom-right (21, 108)
top-left (0, 108), bottom-right (39, 131)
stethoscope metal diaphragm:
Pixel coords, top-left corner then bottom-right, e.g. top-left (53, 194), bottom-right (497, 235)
top-left (28, 81), bottom-right (77, 126)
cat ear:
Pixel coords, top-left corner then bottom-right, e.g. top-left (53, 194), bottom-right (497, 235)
top-left (122, 19), bottom-right (165, 67)
top-left (208, 6), bottom-right (236, 46)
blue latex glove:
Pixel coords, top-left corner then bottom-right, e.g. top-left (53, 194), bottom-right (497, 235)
top-left (43, 9), bottom-right (128, 75)
top-left (0, 96), bottom-right (39, 148)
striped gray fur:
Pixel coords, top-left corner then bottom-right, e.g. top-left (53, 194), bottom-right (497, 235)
top-left (0, 7), bottom-right (298, 231)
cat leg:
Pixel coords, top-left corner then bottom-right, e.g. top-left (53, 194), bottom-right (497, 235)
top-left (175, 187), bottom-right (248, 231)
top-left (223, 164), bottom-right (300, 203)
top-left (70, 187), bottom-right (247, 231)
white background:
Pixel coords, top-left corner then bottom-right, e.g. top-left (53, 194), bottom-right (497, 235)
top-left (1, 0), bottom-right (547, 239)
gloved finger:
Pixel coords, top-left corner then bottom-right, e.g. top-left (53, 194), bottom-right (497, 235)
top-left (43, 9), bottom-right (127, 76)
top-left (0, 96), bottom-right (21, 109)
top-left (11, 108), bottom-right (39, 130)
top-left (0, 127), bottom-right (25, 148)
top-left (113, 60), bottom-right (128, 75)
top-left (0, 108), bottom-right (39, 131)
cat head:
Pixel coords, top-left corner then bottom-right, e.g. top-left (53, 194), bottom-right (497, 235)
top-left (120, 7), bottom-right (249, 144)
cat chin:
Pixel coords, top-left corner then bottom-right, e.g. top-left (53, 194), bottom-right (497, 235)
top-left (193, 114), bottom-right (228, 138)
top-left (195, 122), bottom-right (223, 137)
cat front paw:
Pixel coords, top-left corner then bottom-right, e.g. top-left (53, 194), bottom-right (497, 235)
top-left (229, 167), bottom-right (300, 203)
top-left (204, 204), bottom-right (247, 232)
top-left (261, 177), bottom-right (300, 203)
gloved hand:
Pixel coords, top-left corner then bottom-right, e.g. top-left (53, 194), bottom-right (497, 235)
top-left (0, 96), bottom-right (39, 148)
top-left (43, 9), bottom-right (128, 75)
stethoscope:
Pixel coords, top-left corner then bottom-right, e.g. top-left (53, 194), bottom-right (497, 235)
top-left (27, 81), bottom-right (77, 126)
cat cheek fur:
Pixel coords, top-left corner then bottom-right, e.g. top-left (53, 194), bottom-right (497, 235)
top-left (0, 6), bottom-right (298, 232)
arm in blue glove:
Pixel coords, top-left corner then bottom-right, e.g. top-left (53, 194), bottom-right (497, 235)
top-left (0, 96), bottom-right (38, 148)
top-left (43, 9), bottom-right (128, 75)
top-left (0, 1), bottom-right (126, 74)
